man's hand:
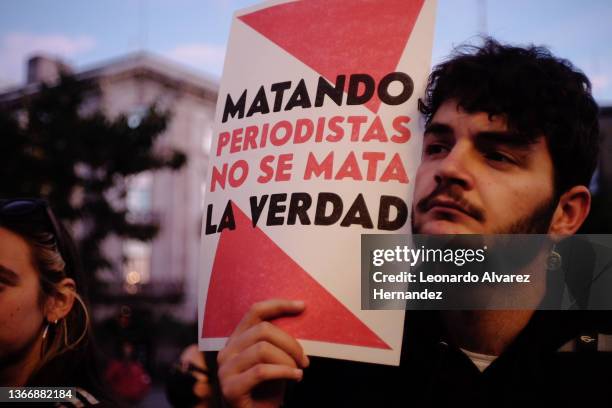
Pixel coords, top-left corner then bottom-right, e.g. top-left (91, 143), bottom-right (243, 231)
top-left (217, 299), bottom-right (309, 408)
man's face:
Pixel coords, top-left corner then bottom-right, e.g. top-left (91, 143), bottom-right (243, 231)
top-left (412, 99), bottom-right (557, 234)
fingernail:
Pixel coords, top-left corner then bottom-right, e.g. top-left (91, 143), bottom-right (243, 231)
top-left (292, 300), bottom-right (305, 308)
top-left (294, 369), bottom-right (303, 381)
top-left (303, 355), bottom-right (310, 367)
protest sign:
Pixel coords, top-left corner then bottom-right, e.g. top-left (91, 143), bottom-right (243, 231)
top-left (199, 0), bottom-right (437, 365)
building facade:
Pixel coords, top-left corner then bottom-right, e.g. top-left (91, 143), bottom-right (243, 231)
top-left (0, 53), bottom-right (218, 322)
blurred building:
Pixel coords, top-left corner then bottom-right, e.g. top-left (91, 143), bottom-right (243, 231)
top-left (0, 53), bottom-right (218, 322)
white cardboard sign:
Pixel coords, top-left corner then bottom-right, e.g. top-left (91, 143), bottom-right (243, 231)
top-left (199, 0), bottom-right (437, 365)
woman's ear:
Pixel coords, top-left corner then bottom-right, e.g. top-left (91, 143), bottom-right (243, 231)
top-left (548, 185), bottom-right (591, 239)
top-left (44, 278), bottom-right (76, 322)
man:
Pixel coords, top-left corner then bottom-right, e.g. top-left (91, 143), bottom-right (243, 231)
top-left (215, 39), bottom-right (609, 407)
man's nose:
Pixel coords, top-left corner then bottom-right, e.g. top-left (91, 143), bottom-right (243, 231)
top-left (433, 144), bottom-right (475, 190)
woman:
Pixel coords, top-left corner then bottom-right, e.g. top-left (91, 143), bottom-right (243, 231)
top-left (0, 198), bottom-right (110, 406)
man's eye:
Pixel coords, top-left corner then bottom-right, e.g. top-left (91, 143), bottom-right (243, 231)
top-left (485, 151), bottom-right (514, 164)
top-left (424, 144), bottom-right (448, 156)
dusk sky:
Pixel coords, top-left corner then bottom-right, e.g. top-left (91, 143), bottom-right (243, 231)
top-left (1, 0), bottom-right (611, 104)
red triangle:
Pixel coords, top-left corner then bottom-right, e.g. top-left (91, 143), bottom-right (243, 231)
top-left (239, 0), bottom-right (425, 114)
top-left (202, 202), bottom-right (390, 349)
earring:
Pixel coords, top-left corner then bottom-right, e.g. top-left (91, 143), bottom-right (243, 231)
top-left (42, 319), bottom-right (59, 339)
top-left (547, 246), bottom-right (562, 271)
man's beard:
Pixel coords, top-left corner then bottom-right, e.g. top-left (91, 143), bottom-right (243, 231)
top-left (411, 196), bottom-right (558, 280)
top-left (411, 192), bottom-right (558, 234)
top-left (493, 198), bottom-right (558, 234)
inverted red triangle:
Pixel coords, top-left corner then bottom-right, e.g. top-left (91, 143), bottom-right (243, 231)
top-left (239, 0), bottom-right (425, 114)
top-left (202, 201), bottom-right (390, 349)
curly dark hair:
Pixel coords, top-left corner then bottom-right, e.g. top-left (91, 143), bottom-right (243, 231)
top-left (418, 37), bottom-right (600, 197)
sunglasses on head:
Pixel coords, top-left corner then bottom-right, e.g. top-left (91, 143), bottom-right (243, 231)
top-left (0, 198), bottom-right (67, 259)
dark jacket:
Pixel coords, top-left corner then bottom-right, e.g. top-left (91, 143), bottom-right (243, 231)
top-left (283, 310), bottom-right (612, 407)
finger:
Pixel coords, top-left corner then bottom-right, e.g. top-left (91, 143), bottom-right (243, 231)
top-left (233, 299), bottom-right (305, 336)
top-left (225, 341), bottom-right (297, 376)
top-left (223, 364), bottom-right (303, 399)
top-left (226, 321), bottom-right (309, 368)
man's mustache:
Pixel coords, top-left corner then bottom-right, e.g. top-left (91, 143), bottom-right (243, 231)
top-left (416, 183), bottom-right (485, 222)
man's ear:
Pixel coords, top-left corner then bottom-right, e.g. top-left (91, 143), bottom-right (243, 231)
top-left (548, 185), bottom-right (591, 238)
top-left (44, 278), bottom-right (76, 322)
